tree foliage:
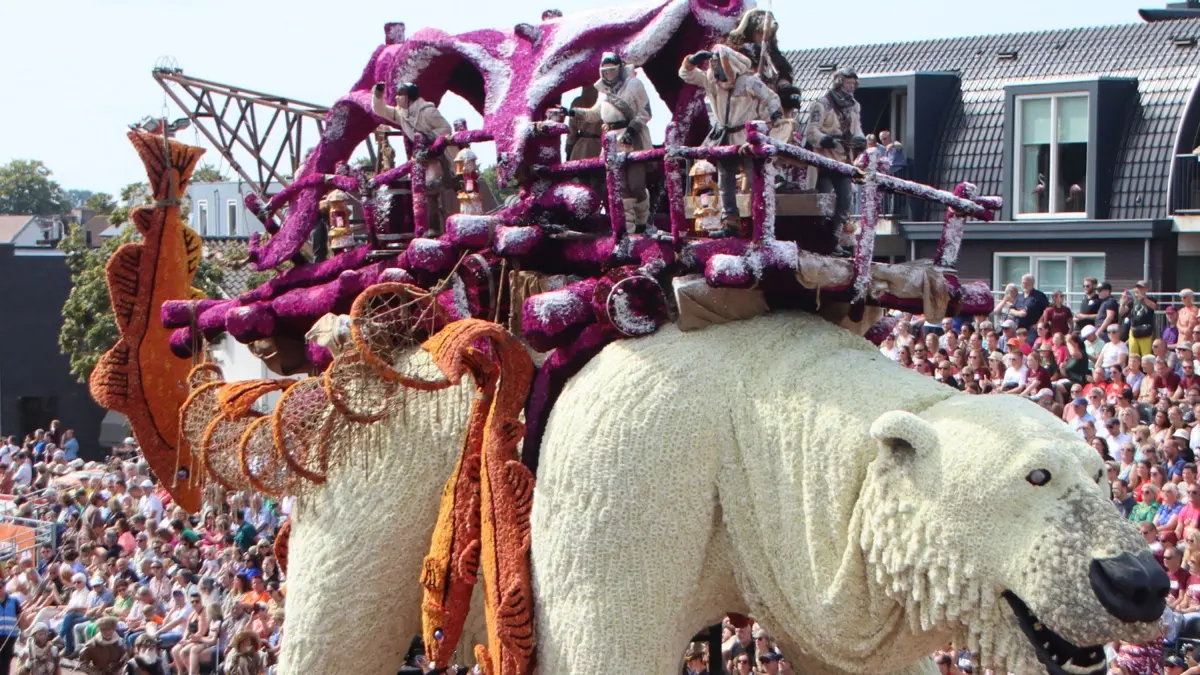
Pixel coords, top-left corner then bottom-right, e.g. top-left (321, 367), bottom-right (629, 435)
top-left (480, 164), bottom-right (517, 203)
top-left (108, 182), bottom-right (151, 227)
top-left (66, 189), bottom-right (94, 209)
top-left (83, 192), bottom-right (117, 214)
top-left (0, 160), bottom-right (72, 215)
top-left (58, 221), bottom-right (228, 384)
top-left (192, 163), bottom-right (228, 184)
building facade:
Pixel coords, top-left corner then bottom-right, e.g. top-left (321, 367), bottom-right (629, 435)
top-left (186, 181), bottom-right (282, 239)
top-left (785, 17), bottom-right (1200, 297)
top-left (0, 242), bottom-right (105, 455)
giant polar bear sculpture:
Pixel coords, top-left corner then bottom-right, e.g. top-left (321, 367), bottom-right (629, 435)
top-left (281, 313), bottom-right (1165, 675)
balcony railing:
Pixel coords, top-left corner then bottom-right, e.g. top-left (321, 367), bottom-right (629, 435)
top-left (1171, 154), bottom-right (1200, 214)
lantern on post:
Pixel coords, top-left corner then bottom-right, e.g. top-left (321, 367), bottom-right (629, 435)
top-left (322, 189), bottom-right (355, 252)
top-left (454, 147), bottom-right (483, 215)
top-left (689, 160), bottom-right (721, 236)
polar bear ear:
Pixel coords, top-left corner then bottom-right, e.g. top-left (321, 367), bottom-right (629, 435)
top-left (869, 410), bottom-right (938, 460)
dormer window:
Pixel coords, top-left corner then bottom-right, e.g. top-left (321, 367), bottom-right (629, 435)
top-left (1015, 93), bottom-right (1089, 217)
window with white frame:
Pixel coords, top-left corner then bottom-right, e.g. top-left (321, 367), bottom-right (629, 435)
top-left (994, 253), bottom-right (1105, 295)
top-left (1015, 93), bottom-right (1089, 216)
top-left (227, 201), bottom-right (238, 236)
top-left (196, 201), bottom-right (209, 236)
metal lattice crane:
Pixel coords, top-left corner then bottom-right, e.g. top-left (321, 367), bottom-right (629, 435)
top-left (152, 65), bottom-right (375, 195)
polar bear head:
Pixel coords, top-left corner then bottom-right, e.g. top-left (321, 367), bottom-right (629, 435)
top-left (861, 394), bottom-right (1168, 675)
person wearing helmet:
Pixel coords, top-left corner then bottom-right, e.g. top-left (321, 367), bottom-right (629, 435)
top-left (371, 81), bottom-right (458, 235)
top-left (680, 44), bottom-right (783, 237)
top-left (79, 616), bottom-right (127, 675)
top-left (725, 8), bottom-right (793, 92)
top-left (804, 67), bottom-right (866, 257)
top-left (567, 52), bottom-right (656, 235)
top-left (126, 634), bottom-right (167, 675)
top-left (19, 622), bottom-right (59, 675)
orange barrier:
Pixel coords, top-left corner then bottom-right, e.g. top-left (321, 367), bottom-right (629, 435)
top-left (0, 521), bottom-right (39, 557)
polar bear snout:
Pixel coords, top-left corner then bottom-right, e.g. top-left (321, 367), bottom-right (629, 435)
top-left (1088, 551), bottom-right (1169, 623)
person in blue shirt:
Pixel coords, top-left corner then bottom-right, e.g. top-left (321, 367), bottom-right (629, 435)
top-left (1009, 274), bottom-right (1050, 339)
top-left (1165, 434), bottom-right (1189, 481)
top-left (0, 581), bottom-right (23, 671)
top-left (61, 429), bottom-right (79, 462)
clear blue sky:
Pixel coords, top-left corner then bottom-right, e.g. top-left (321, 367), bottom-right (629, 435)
top-left (0, 0), bottom-right (1151, 198)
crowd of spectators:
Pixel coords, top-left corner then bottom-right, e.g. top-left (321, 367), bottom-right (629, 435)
top-left (875, 273), bottom-right (1200, 674)
top-left (0, 434), bottom-right (287, 675)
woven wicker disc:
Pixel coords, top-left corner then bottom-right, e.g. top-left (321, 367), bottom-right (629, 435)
top-left (239, 416), bottom-right (292, 497)
top-left (324, 347), bottom-right (400, 423)
top-left (187, 363), bottom-right (224, 389)
top-left (180, 382), bottom-right (224, 482)
top-left (200, 411), bottom-right (258, 491)
top-left (272, 377), bottom-right (332, 485)
top-left (349, 282), bottom-right (450, 388)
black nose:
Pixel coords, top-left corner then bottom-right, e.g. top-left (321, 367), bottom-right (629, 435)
top-left (1089, 551), bottom-right (1169, 623)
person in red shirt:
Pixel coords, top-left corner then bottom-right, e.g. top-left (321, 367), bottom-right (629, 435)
top-left (966, 350), bottom-right (991, 381)
top-left (1051, 332), bottom-right (1069, 366)
top-left (1155, 360), bottom-right (1182, 398)
top-left (1031, 323), bottom-right (1053, 352)
top-left (1040, 290), bottom-right (1074, 337)
top-left (1181, 360), bottom-right (1200, 393)
top-left (1106, 367), bottom-right (1129, 405)
top-left (1164, 546), bottom-right (1190, 608)
top-left (1177, 483), bottom-right (1200, 542)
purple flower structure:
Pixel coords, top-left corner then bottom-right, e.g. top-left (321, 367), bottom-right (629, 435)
top-left (246, 0), bottom-right (750, 270)
top-left (157, 1), bottom-right (1008, 380)
top-left (936, 182), bottom-right (1002, 269)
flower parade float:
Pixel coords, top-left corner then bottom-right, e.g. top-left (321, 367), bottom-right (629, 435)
top-left (92, 1), bottom-right (1167, 674)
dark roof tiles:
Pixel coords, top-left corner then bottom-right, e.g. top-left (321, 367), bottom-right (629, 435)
top-left (787, 18), bottom-right (1200, 219)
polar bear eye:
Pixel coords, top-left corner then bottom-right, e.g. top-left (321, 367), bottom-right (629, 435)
top-left (1094, 470), bottom-right (1103, 484)
top-left (1026, 469), bottom-right (1052, 486)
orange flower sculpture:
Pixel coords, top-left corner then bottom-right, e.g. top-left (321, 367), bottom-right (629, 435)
top-left (90, 131), bottom-right (206, 512)
top-left (422, 320), bottom-right (535, 675)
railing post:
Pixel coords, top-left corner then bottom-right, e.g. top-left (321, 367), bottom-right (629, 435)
top-left (747, 122), bottom-right (775, 244)
top-left (410, 135), bottom-right (429, 238)
top-left (852, 151), bottom-right (881, 302)
top-left (603, 131), bottom-right (627, 238)
top-left (664, 122), bottom-right (688, 245)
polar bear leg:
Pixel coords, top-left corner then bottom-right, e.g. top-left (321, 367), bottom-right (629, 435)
top-left (791, 657), bottom-right (939, 675)
top-left (279, 383), bottom-right (473, 675)
top-left (531, 400), bottom-right (727, 673)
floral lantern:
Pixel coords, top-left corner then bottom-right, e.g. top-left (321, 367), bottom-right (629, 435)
top-left (324, 189), bottom-right (352, 232)
top-left (455, 148), bottom-right (484, 215)
top-left (689, 160), bottom-right (721, 236)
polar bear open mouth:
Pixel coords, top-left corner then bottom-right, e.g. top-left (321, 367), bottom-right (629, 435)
top-left (1004, 592), bottom-right (1107, 675)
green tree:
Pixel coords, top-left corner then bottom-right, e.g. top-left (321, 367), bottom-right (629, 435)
top-left (0, 160), bottom-right (71, 215)
top-left (480, 164), bottom-right (516, 203)
top-left (58, 222), bottom-right (228, 384)
top-left (83, 192), bottom-right (117, 214)
top-left (108, 182), bottom-right (151, 227)
top-left (66, 189), bottom-right (94, 209)
top-left (192, 163), bottom-right (227, 183)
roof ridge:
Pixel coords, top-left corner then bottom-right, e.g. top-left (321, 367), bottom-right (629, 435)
top-left (783, 17), bottom-right (1200, 57)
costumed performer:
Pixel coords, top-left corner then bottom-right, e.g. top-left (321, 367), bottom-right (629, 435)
top-left (123, 635), bottom-right (166, 675)
top-left (371, 81), bottom-right (458, 235)
top-left (725, 9), bottom-right (793, 92)
top-left (77, 617), bottom-right (126, 675)
top-left (679, 44), bottom-right (783, 238)
top-left (804, 67), bottom-right (865, 257)
top-left (222, 631), bottom-right (264, 675)
top-left (566, 53), bottom-right (657, 236)
top-left (17, 623), bottom-right (59, 675)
